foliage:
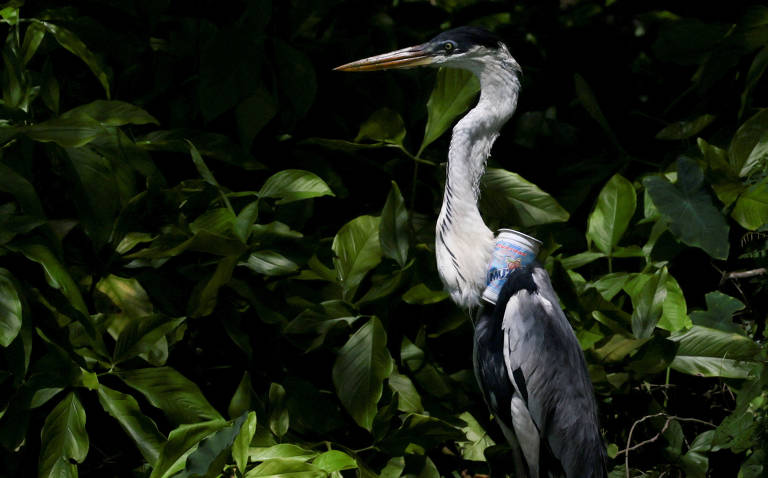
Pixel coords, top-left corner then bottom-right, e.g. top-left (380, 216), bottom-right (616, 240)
top-left (0, 1), bottom-right (766, 478)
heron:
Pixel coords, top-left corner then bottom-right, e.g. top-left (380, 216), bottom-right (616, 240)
top-left (336, 27), bottom-right (607, 478)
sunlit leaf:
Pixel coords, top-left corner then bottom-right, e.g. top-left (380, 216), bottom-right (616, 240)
top-left (420, 67), bottom-right (480, 155)
top-left (150, 420), bottom-right (227, 478)
top-left (586, 174), bottom-right (637, 255)
top-left (248, 444), bottom-right (317, 462)
top-left (481, 168), bottom-right (569, 227)
top-left (177, 413), bottom-right (247, 478)
top-left (332, 317), bottom-right (393, 430)
top-left (119, 367), bottom-right (223, 425)
top-left (244, 251), bottom-right (299, 276)
top-left (232, 411), bottom-right (257, 475)
top-left (731, 179), bottom-right (768, 230)
top-left (97, 385), bottom-right (166, 465)
top-left (643, 157), bottom-right (729, 259)
top-left (245, 459), bottom-right (325, 478)
top-left (312, 450), bottom-right (357, 473)
top-left (332, 215), bottom-right (382, 300)
top-left (259, 169), bottom-right (334, 204)
top-left (38, 392), bottom-right (88, 478)
top-left (457, 411), bottom-right (495, 462)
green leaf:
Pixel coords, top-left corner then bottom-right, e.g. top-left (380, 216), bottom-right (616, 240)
top-left (97, 385), bottom-right (166, 465)
top-left (586, 174), bottom-right (637, 255)
top-left (643, 158), bottom-right (730, 259)
top-left (591, 272), bottom-right (630, 301)
top-left (38, 392), bottom-right (89, 478)
top-left (178, 413), bottom-right (247, 478)
top-left (0, 268), bottom-right (22, 347)
top-left (593, 334), bottom-right (650, 362)
top-left (236, 88), bottom-right (278, 149)
top-left (332, 215), bottom-right (382, 300)
top-left (731, 179), bottom-right (768, 230)
top-left (401, 284), bottom-right (450, 305)
top-left (419, 67), bottom-right (480, 155)
top-left (669, 325), bottom-right (762, 378)
top-left (150, 420), bottom-right (227, 478)
top-left (312, 450), bottom-right (357, 473)
top-left (113, 315), bottom-right (186, 365)
top-left (60, 100), bottom-right (158, 126)
top-left (20, 21), bottom-right (45, 67)
top-left (574, 73), bottom-right (620, 148)
top-left (14, 243), bottom-right (88, 315)
top-left (228, 372), bottom-right (252, 420)
top-left (234, 200), bottom-right (260, 243)
top-left (561, 251), bottom-right (605, 270)
top-left (658, 273), bottom-right (690, 332)
top-left (388, 372), bottom-right (423, 412)
top-left (356, 108), bottom-right (406, 146)
top-left (655, 114), bottom-right (716, 140)
top-left (32, 20), bottom-right (110, 98)
top-left (233, 411), bottom-right (257, 475)
top-left (730, 108), bottom-right (768, 177)
top-left (259, 169), bottom-right (334, 204)
top-left (457, 411), bottom-right (495, 462)
top-left (96, 274), bottom-right (153, 318)
top-left (0, 162), bottom-right (45, 217)
top-left (332, 317), bottom-right (393, 430)
top-left (245, 459), bottom-right (325, 478)
top-left (629, 268), bottom-right (668, 339)
top-left (248, 444), bottom-right (317, 462)
top-left (268, 383), bottom-right (289, 439)
top-left (480, 168), bottom-right (569, 227)
top-left (380, 457), bottom-right (405, 478)
top-left (690, 292), bottom-right (745, 333)
top-left (380, 181), bottom-right (409, 268)
top-left (190, 254), bottom-right (239, 318)
top-left (119, 367), bottom-right (223, 425)
top-left (244, 251), bottom-right (299, 276)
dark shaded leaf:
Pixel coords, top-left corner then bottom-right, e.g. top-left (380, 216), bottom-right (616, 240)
top-left (150, 420), bottom-right (227, 478)
top-left (655, 114), bottom-right (716, 140)
top-left (0, 268), bottom-right (22, 347)
top-left (380, 181), bottom-right (409, 267)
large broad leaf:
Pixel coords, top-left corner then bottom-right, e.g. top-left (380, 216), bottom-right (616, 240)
top-left (119, 367), bottom-right (223, 425)
top-left (480, 168), bottom-right (569, 227)
top-left (232, 411), bottom-right (257, 475)
top-left (690, 291), bottom-right (745, 333)
top-left (388, 372), bottom-right (423, 413)
top-left (457, 411), bottom-right (495, 462)
top-left (14, 243), bottom-right (88, 315)
top-left (332, 317), bottom-right (393, 430)
top-left (643, 158), bottom-right (729, 260)
top-left (31, 20), bottom-right (110, 98)
top-left (380, 181), bottom-right (409, 268)
top-left (38, 392), bottom-right (89, 478)
top-left (657, 273), bottom-right (690, 332)
top-left (669, 325), bottom-right (762, 378)
top-left (629, 268), bottom-right (668, 339)
top-left (731, 179), bottom-right (768, 230)
top-left (587, 174), bottom-right (637, 255)
top-left (332, 215), bottom-right (382, 300)
top-left (177, 413), bottom-right (247, 478)
top-left (112, 315), bottom-right (186, 365)
top-left (244, 251), bottom-right (299, 276)
top-left (0, 268), bottom-right (22, 347)
top-left (259, 169), bottom-right (334, 204)
top-left (97, 385), bottom-right (166, 465)
top-left (150, 420), bottom-right (227, 478)
top-left (245, 459), bottom-right (325, 478)
top-left (419, 67), bottom-right (480, 155)
top-left (730, 108), bottom-right (768, 177)
top-left (312, 450), bottom-right (357, 473)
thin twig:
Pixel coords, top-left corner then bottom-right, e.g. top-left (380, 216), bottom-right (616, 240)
top-left (722, 267), bottom-right (767, 282)
top-left (621, 413), bottom-right (715, 478)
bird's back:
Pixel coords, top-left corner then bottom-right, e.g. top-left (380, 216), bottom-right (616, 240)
top-left (473, 264), bottom-right (607, 478)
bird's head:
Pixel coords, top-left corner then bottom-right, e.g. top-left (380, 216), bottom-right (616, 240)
top-left (334, 26), bottom-right (504, 72)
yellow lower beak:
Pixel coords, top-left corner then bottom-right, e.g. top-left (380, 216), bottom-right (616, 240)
top-left (334, 44), bottom-right (434, 71)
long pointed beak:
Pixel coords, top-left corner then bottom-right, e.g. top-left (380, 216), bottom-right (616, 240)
top-left (334, 44), bottom-right (435, 72)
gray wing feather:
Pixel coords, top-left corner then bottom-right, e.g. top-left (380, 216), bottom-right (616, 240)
top-left (502, 266), bottom-right (606, 478)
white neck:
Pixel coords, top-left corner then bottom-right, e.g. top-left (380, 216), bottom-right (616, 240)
top-left (435, 45), bottom-right (521, 308)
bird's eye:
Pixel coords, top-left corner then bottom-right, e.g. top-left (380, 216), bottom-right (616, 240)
top-left (443, 41), bottom-right (456, 53)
